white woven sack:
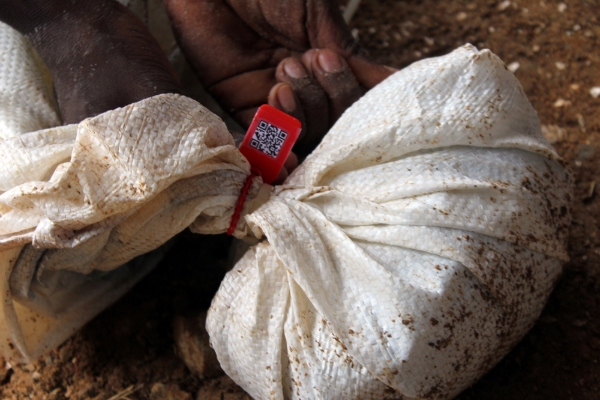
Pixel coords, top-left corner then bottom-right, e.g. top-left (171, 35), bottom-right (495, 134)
top-left (205, 44), bottom-right (572, 399)
top-left (0, 21), bottom-right (259, 363)
top-left (0, 17), bottom-right (571, 399)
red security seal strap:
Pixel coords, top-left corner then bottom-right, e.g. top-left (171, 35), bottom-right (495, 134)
top-left (227, 105), bottom-right (302, 235)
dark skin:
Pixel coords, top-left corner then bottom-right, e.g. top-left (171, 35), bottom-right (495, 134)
top-left (0, 0), bottom-right (181, 124)
top-left (164, 0), bottom-right (396, 154)
top-left (0, 0), bottom-right (395, 174)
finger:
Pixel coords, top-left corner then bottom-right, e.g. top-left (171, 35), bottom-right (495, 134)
top-left (301, 49), bottom-right (319, 76)
top-left (276, 57), bottom-right (329, 155)
top-left (347, 55), bottom-right (398, 88)
top-left (305, 0), bottom-right (357, 56)
top-left (272, 165), bottom-right (289, 185)
top-left (284, 151), bottom-right (299, 173)
top-left (165, 0), bottom-right (282, 87)
top-left (210, 68), bottom-right (277, 115)
top-left (268, 83), bottom-right (306, 130)
top-left (300, 0), bottom-right (397, 89)
top-left (234, 108), bottom-right (260, 128)
top-left (308, 49), bottom-right (363, 122)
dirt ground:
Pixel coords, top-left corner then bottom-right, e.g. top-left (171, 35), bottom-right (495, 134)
top-left (2, 0), bottom-right (600, 399)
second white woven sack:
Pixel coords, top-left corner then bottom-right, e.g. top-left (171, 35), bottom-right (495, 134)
top-left (206, 44), bottom-right (572, 400)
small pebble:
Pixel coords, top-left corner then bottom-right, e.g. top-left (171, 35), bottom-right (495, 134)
top-left (577, 114), bottom-right (586, 133)
top-left (368, 27), bottom-right (376, 34)
top-left (557, 2), bottom-right (567, 12)
top-left (22, 364), bottom-right (35, 372)
top-left (507, 62), bottom-right (520, 72)
top-left (424, 37), bottom-right (435, 46)
top-left (553, 98), bottom-right (571, 108)
top-left (541, 125), bottom-right (565, 144)
top-left (573, 24), bottom-right (581, 31)
top-left (570, 83), bottom-right (580, 91)
top-left (590, 87), bottom-right (600, 98)
top-left (555, 62), bottom-right (566, 70)
top-left (488, 26), bottom-right (496, 33)
top-left (456, 12), bottom-right (468, 21)
top-left (585, 181), bottom-right (596, 200)
top-left (532, 44), bottom-right (540, 52)
top-left (572, 319), bottom-right (588, 327)
top-left (498, 0), bottom-right (511, 11)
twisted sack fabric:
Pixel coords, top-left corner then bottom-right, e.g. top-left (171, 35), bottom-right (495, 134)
top-left (205, 45), bottom-right (572, 399)
top-left (0, 18), bottom-right (571, 399)
top-left (0, 21), bottom-right (260, 363)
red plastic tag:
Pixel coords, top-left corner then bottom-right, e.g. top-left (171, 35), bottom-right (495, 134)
top-left (239, 105), bottom-right (302, 184)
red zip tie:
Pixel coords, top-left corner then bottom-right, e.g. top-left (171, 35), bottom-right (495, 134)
top-left (238, 105), bottom-right (301, 184)
top-left (227, 172), bottom-right (257, 235)
top-left (228, 105), bottom-right (301, 235)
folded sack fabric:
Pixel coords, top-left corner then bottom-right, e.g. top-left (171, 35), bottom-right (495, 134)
top-left (0, 21), bottom-right (260, 363)
top-left (206, 45), bottom-right (572, 399)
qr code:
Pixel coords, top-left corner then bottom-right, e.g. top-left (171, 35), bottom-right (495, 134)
top-left (249, 120), bottom-right (288, 158)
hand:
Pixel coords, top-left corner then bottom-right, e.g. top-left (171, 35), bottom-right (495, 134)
top-left (0, 0), bottom-right (298, 183)
top-left (267, 48), bottom-right (394, 155)
top-left (0, 0), bottom-right (181, 124)
top-left (164, 0), bottom-right (396, 154)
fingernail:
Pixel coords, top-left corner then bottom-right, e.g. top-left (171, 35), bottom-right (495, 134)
top-left (283, 59), bottom-right (307, 79)
top-left (276, 84), bottom-right (296, 112)
top-left (317, 50), bottom-right (343, 73)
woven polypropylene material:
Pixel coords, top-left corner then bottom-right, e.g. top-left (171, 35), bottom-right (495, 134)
top-left (0, 21), bottom-right (261, 363)
top-left (205, 45), bottom-right (572, 400)
top-left (0, 17), bottom-right (572, 399)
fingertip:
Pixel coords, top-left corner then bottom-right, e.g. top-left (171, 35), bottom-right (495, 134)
top-left (269, 83), bottom-right (297, 114)
top-left (274, 53), bottom-right (331, 155)
top-left (309, 49), bottom-right (362, 121)
top-left (282, 58), bottom-right (308, 79)
top-left (301, 49), bottom-right (319, 74)
top-left (347, 55), bottom-right (398, 88)
top-left (273, 166), bottom-right (289, 185)
top-left (316, 49), bottom-right (344, 73)
top-left (269, 83), bottom-right (307, 135)
top-left (284, 151), bottom-right (299, 172)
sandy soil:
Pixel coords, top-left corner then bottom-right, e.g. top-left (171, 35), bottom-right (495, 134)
top-left (1, 0), bottom-right (599, 399)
